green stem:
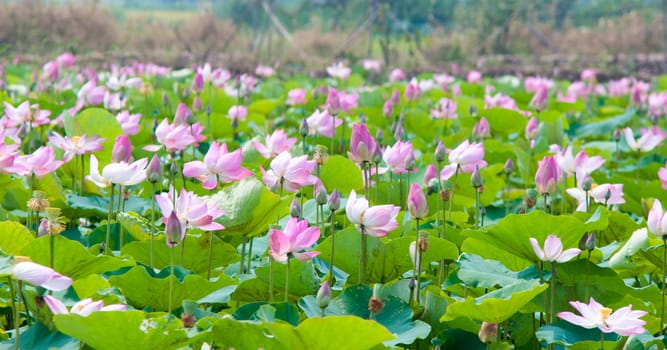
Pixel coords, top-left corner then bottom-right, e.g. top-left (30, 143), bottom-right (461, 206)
top-left (80, 155), bottom-right (85, 195)
top-left (414, 219), bottom-right (422, 305)
top-left (269, 258), bottom-right (275, 303)
top-left (247, 237), bottom-right (254, 273)
top-left (360, 227), bottom-right (367, 284)
top-left (180, 231), bottom-right (186, 266)
top-left (661, 238), bottom-right (666, 335)
top-left (505, 175), bottom-right (511, 216)
top-left (285, 258), bottom-right (291, 302)
top-left (105, 184), bottom-right (115, 256)
top-left (399, 174), bottom-right (404, 209)
top-left (475, 189), bottom-right (481, 229)
top-left (49, 229), bottom-right (54, 268)
top-left (118, 187), bottom-right (125, 251)
top-left (435, 161), bottom-right (442, 237)
top-left (600, 330), bottom-right (604, 350)
top-left (14, 281), bottom-right (21, 350)
top-left (207, 231), bottom-right (214, 279)
top-left (585, 250), bottom-right (591, 300)
top-left (331, 114), bottom-right (336, 155)
top-left (329, 212), bottom-right (336, 285)
top-left (550, 262), bottom-right (556, 324)
top-left (448, 167), bottom-right (460, 220)
top-left (168, 247), bottom-right (174, 315)
top-left (150, 183), bottom-right (156, 269)
top-left (240, 236), bottom-right (247, 275)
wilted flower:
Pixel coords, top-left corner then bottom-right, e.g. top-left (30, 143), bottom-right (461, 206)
top-left (558, 298), bottom-right (646, 336)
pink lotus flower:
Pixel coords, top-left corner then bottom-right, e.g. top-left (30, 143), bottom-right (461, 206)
top-left (327, 62), bottom-right (351, 80)
top-left (3, 101), bottom-right (52, 128)
top-left (11, 146), bottom-right (64, 178)
top-left (530, 85), bottom-right (548, 111)
top-left (103, 91), bottom-right (126, 111)
top-left (105, 75), bottom-right (142, 91)
top-left (439, 140), bottom-right (487, 180)
top-left (535, 156), bottom-right (559, 194)
top-left (191, 72), bottom-right (205, 93)
top-left (430, 98), bottom-right (458, 119)
top-left (77, 80), bottom-right (106, 106)
top-left (116, 110), bottom-right (141, 136)
top-left (45, 295), bottom-right (126, 316)
top-left (173, 103), bottom-right (192, 125)
top-left (525, 117), bottom-right (539, 141)
top-left (305, 109), bottom-right (342, 138)
top-left (623, 127), bottom-right (666, 152)
top-left (228, 105), bottom-right (248, 122)
top-left (581, 69), bottom-right (596, 83)
top-left (12, 261), bottom-right (72, 291)
top-left (156, 186), bottom-right (225, 232)
top-left (326, 88), bottom-right (358, 113)
top-left (608, 78), bottom-right (631, 97)
top-left (407, 184), bottom-right (428, 219)
top-left (87, 154), bottom-right (147, 188)
top-left (260, 152), bottom-right (318, 193)
top-left (434, 73), bottom-right (455, 87)
top-left (269, 217), bottom-right (321, 262)
top-left (252, 129), bottom-right (297, 159)
top-left (0, 133), bottom-right (19, 172)
top-left (478, 322), bottom-right (499, 343)
top-left (56, 52), bottom-right (76, 67)
top-left (485, 93), bottom-right (518, 110)
top-left (165, 210), bottom-right (185, 247)
top-left (647, 200), bottom-right (667, 237)
top-left (348, 123), bottom-right (378, 164)
top-left (112, 135), bottom-right (133, 163)
top-left (404, 79), bottom-right (421, 101)
top-left (566, 183), bottom-right (625, 212)
top-left (48, 132), bottom-right (105, 162)
top-left (524, 76), bottom-right (554, 93)
top-left (574, 150), bottom-right (605, 181)
top-left (382, 140), bottom-right (414, 174)
top-left (287, 88), bottom-right (307, 106)
top-left (183, 142), bottom-right (252, 189)
top-left (345, 190), bottom-right (400, 237)
top-left (255, 64), bottom-right (275, 77)
top-left (529, 234), bottom-right (581, 262)
top-left (361, 59), bottom-right (381, 72)
top-left (144, 119), bottom-right (196, 153)
top-left (423, 164), bottom-right (437, 187)
top-left (659, 162), bottom-right (667, 190)
top-left (472, 117), bottom-right (491, 139)
top-left (558, 298), bottom-right (646, 336)
top-left (648, 92), bottom-right (667, 116)
top-left (389, 68), bottom-right (406, 82)
top-left (467, 70), bottom-right (482, 83)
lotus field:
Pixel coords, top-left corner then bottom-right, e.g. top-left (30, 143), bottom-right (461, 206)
top-left (1, 55), bottom-right (667, 349)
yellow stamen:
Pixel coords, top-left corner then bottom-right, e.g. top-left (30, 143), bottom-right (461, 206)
top-left (600, 307), bottom-right (612, 322)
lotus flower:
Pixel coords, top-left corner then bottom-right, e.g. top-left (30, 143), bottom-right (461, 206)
top-left (144, 119), bottom-right (196, 153)
top-left (183, 142), bottom-right (252, 189)
top-left (11, 146), bottom-right (64, 178)
top-left (647, 199), bottom-right (667, 237)
top-left (287, 88), bottom-right (307, 106)
top-left (345, 190), bottom-right (399, 237)
top-left (383, 140), bottom-right (414, 174)
top-left (472, 117), bottom-right (491, 139)
top-left (260, 152), bottom-right (318, 193)
top-left (12, 260), bottom-right (72, 291)
top-left (530, 85), bottom-right (548, 110)
top-left (48, 132), bottom-right (105, 162)
top-left (439, 140), bottom-right (487, 180)
top-left (116, 110), bottom-right (141, 135)
top-left (327, 62), bottom-right (351, 80)
top-left (228, 105), bottom-right (248, 122)
top-left (269, 217), bottom-right (321, 262)
top-left (535, 156), bottom-right (559, 194)
top-left (566, 183), bottom-right (625, 212)
top-left (558, 298), bottom-right (646, 336)
top-left (305, 109), bottom-right (342, 138)
top-left (529, 234), bottom-right (581, 263)
top-left (525, 117), bottom-right (539, 140)
top-left (389, 68), bottom-right (406, 82)
top-left (87, 154), bottom-right (147, 188)
top-left (659, 162), bottom-right (667, 190)
top-left (623, 127), bottom-right (666, 152)
top-left (252, 129), bottom-right (297, 159)
top-left (3, 101), bottom-right (51, 128)
top-left (467, 70), bottom-right (482, 83)
top-left (156, 186), bottom-right (225, 232)
top-left (348, 123), bottom-right (378, 164)
top-left (407, 184), bottom-right (428, 219)
top-left (44, 295), bottom-right (126, 316)
top-left (430, 98), bottom-right (458, 120)
top-left (361, 59), bottom-right (381, 72)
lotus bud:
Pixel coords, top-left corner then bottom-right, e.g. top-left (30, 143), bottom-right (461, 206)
top-left (165, 211), bottom-right (184, 247)
top-left (578, 232), bottom-right (596, 252)
top-left (504, 158), bottom-right (514, 175)
top-left (390, 89), bottom-right (401, 105)
top-left (192, 72), bottom-right (204, 94)
top-left (316, 281), bottom-right (331, 310)
top-left (231, 116), bottom-right (239, 129)
top-left (182, 87), bottom-right (190, 100)
top-left (535, 156), bottom-right (558, 194)
top-left (408, 277), bottom-right (416, 290)
top-left (290, 198), bottom-right (301, 218)
top-left (435, 141), bottom-right (446, 163)
top-left (328, 189), bottom-right (340, 211)
top-left (359, 114), bottom-right (367, 124)
top-left (407, 184), bottom-right (429, 219)
top-left (162, 92), bottom-right (169, 107)
top-left (372, 146), bottom-right (383, 165)
top-left (112, 135), bottom-right (132, 163)
top-left (315, 186), bottom-right (328, 206)
top-left (582, 177), bottom-right (593, 192)
top-left (478, 322), bottom-right (498, 343)
top-left (394, 124), bottom-right (405, 140)
top-left (375, 128), bottom-right (384, 145)
top-left (147, 154), bottom-right (163, 184)
top-left (192, 96), bottom-right (203, 113)
top-left (471, 166), bottom-right (483, 189)
top-left (613, 128), bottom-right (622, 142)
top-left (299, 119), bottom-right (309, 138)
top-left (469, 105), bottom-right (478, 117)
top-left (404, 152), bottom-right (416, 172)
top-left (383, 100), bottom-right (393, 118)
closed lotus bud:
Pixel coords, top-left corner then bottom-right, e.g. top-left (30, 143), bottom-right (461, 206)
top-left (38, 218), bottom-right (49, 237)
top-left (472, 117), bottom-right (491, 139)
top-left (359, 114), bottom-right (367, 124)
top-left (471, 166), bottom-right (483, 188)
top-left (231, 116), bottom-right (239, 129)
top-left (435, 141), bottom-right (446, 163)
top-left (165, 211), bottom-right (184, 248)
top-left (112, 135), bottom-right (132, 163)
top-left (408, 277), bottom-right (416, 290)
top-left (299, 119), bottom-right (309, 138)
top-left (375, 128), bottom-right (384, 145)
top-left (383, 100), bottom-right (393, 117)
top-left (316, 281), bottom-right (331, 309)
top-left (394, 124), bottom-right (405, 140)
top-left (579, 232), bottom-right (596, 252)
top-left (17, 124), bottom-right (27, 138)
top-left (525, 117), bottom-right (539, 141)
top-left (613, 128), bottom-right (622, 142)
top-left (582, 177), bottom-right (593, 192)
top-left (372, 146), bottom-right (383, 165)
top-left (390, 89), bottom-right (401, 105)
top-left (147, 154), bottom-right (163, 184)
top-left (535, 156), bottom-right (558, 194)
top-left (162, 92), bottom-right (169, 107)
top-left (404, 152), bottom-right (416, 172)
top-left (328, 189), bottom-right (340, 211)
top-left (478, 322), bottom-right (498, 343)
top-left (504, 158), bottom-right (514, 175)
top-left (192, 72), bottom-right (204, 94)
top-left (185, 109), bottom-right (196, 126)
top-left (192, 96), bottom-right (203, 113)
top-left (182, 87), bottom-right (190, 100)
top-left (408, 184), bottom-right (429, 219)
top-left (469, 105), bottom-right (478, 117)
top-left (315, 186), bottom-right (328, 206)
top-left (290, 198), bottom-right (301, 218)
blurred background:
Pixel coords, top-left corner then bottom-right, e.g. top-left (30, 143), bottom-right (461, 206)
top-left (0, 0), bottom-right (666, 78)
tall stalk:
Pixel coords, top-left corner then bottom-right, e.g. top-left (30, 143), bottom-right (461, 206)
top-left (168, 246), bottom-right (175, 315)
top-left (150, 183), bottom-right (156, 269)
top-left (661, 237), bottom-right (667, 335)
top-left (284, 258), bottom-right (291, 302)
top-left (105, 184), bottom-right (115, 256)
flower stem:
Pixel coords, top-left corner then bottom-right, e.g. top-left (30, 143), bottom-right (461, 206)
top-left (360, 227), bottom-right (367, 284)
top-left (14, 281), bottom-right (21, 350)
top-left (207, 231), bottom-right (214, 279)
top-left (247, 238), bottom-right (254, 274)
top-left (118, 186), bottom-right (125, 251)
top-left (329, 211), bottom-right (336, 285)
top-left (269, 258), bottom-right (275, 303)
top-left (475, 189), bottom-right (481, 229)
top-left (414, 220), bottom-right (422, 305)
top-left (448, 167), bottom-right (460, 221)
top-left (168, 247), bottom-right (174, 315)
top-left (550, 262), bottom-right (556, 324)
top-left (284, 257), bottom-right (291, 302)
top-left (661, 237), bottom-right (666, 335)
top-left (49, 229), bottom-right (54, 268)
top-left (240, 236), bottom-right (247, 275)
top-left (585, 250), bottom-right (591, 300)
top-left (150, 183), bottom-right (156, 269)
top-left (505, 175), bottom-right (510, 216)
top-left (105, 184), bottom-right (115, 256)
top-left (80, 155), bottom-right (85, 196)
